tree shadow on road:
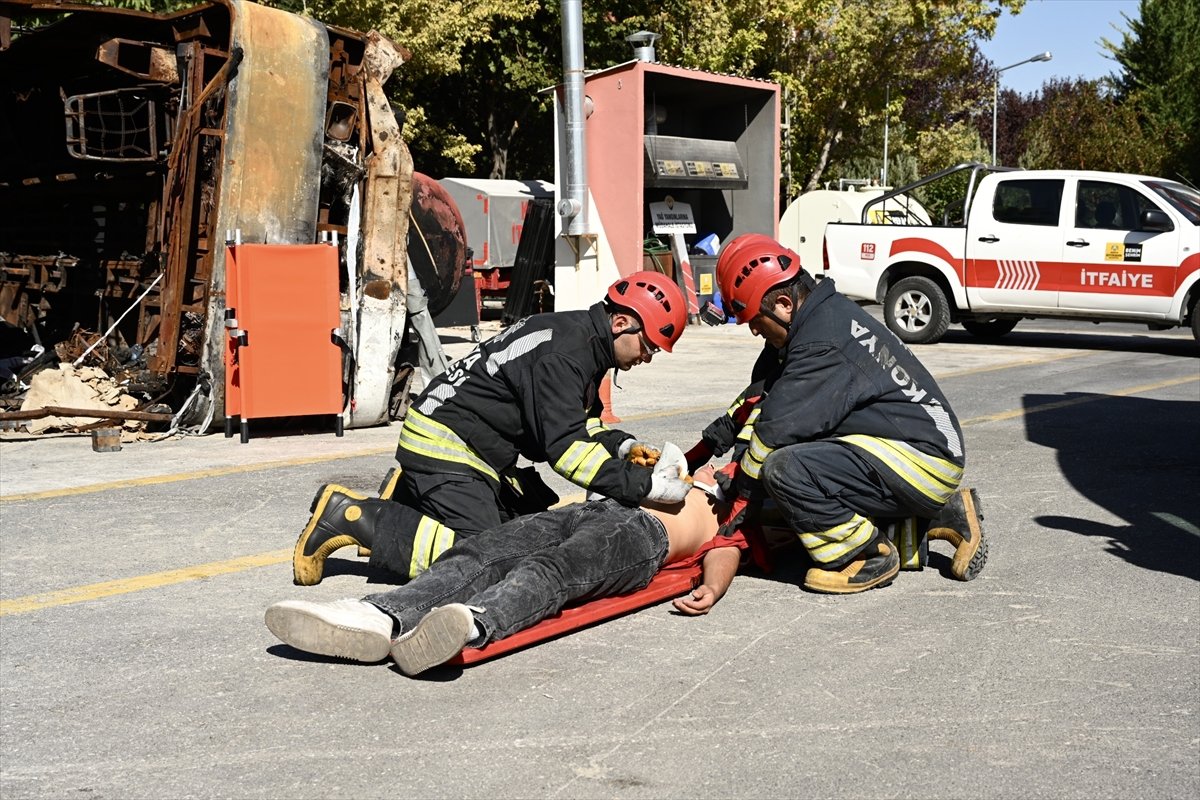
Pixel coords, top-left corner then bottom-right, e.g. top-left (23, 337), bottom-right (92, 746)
top-left (1024, 392), bottom-right (1200, 582)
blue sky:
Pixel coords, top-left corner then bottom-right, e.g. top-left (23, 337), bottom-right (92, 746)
top-left (977, 0), bottom-right (1140, 95)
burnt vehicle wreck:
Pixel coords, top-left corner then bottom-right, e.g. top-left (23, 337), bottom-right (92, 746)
top-left (1, 0), bottom-right (461, 434)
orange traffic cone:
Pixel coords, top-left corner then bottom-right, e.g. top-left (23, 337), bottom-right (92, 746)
top-left (600, 373), bottom-right (620, 423)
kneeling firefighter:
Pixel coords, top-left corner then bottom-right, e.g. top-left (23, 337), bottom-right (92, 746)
top-left (690, 234), bottom-right (986, 593)
top-left (293, 271), bottom-right (693, 585)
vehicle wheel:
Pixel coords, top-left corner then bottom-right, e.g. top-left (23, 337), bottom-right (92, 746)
top-left (1191, 295), bottom-right (1200, 343)
top-left (884, 276), bottom-right (950, 344)
top-left (961, 318), bottom-right (1019, 339)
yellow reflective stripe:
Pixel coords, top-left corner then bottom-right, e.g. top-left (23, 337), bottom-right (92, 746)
top-left (799, 513), bottom-right (876, 564)
top-left (741, 430), bottom-right (772, 480)
top-left (585, 417), bottom-right (610, 437)
top-left (886, 516), bottom-right (924, 569)
top-left (397, 410), bottom-right (499, 481)
top-left (554, 440), bottom-right (611, 487)
top-left (839, 435), bottom-right (962, 504)
top-left (409, 516), bottom-right (455, 578)
top-left (431, 522), bottom-right (456, 563)
top-left (735, 409), bottom-right (761, 444)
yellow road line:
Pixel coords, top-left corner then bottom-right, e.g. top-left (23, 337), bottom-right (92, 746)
top-left (0, 447), bottom-right (394, 503)
top-left (0, 349), bottom-right (1088, 503)
top-left (935, 349), bottom-right (1093, 380)
top-left (3, 370), bottom-right (1194, 617)
top-left (0, 549), bottom-right (292, 617)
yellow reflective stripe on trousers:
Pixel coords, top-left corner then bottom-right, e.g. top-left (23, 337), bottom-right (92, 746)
top-left (741, 429), bottom-right (772, 480)
top-left (799, 513), bottom-right (876, 564)
top-left (585, 417), bottom-right (610, 437)
top-left (554, 440), bottom-right (610, 487)
top-left (397, 410), bottom-right (499, 481)
top-left (409, 516), bottom-right (455, 578)
top-left (839, 434), bottom-right (961, 504)
top-left (885, 516), bottom-right (924, 569)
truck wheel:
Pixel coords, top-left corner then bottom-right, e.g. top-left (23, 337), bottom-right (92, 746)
top-left (1191, 295), bottom-right (1200, 343)
top-left (961, 318), bottom-right (1018, 339)
top-left (884, 276), bottom-right (950, 344)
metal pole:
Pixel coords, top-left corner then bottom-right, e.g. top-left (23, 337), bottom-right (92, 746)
top-left (882, 83), bottom-right (890, 186)
top-left (990, 52), bottom-right (1052, 168)
top-left (558, 0), bottom-right (588, 235)
top-left (992, 74), bottom-right (999, 166)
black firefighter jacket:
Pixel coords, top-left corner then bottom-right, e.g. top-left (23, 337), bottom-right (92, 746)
top-left (396, 303), bottom-right (651, 506)
top-left (737, 278), bottom-right (966, 511)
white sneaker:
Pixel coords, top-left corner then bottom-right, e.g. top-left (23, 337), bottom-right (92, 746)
top-left (389, 603), bottom-right (477, 676)
top-left (264, 598), bottom-right (394, 662)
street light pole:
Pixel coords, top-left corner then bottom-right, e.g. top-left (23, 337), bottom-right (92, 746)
top-left (991, 51), bottom-right (1052, 166)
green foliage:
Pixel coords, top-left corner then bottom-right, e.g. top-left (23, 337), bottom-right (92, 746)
top-left (906, 121), bottom-right (990, 224)
top-left (1104, 0), bottom-right (1199, 182)
top-left (717, 0), bottom-right (1023, 192)
top-left (1018, 79), bottom-right (1178, 176)
top-left (101, 0), bottom-right (197, 10)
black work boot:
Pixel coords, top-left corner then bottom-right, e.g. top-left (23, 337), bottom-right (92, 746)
top-left (377, 466), bottom-right (403, 502)
top-left (803, 536), bottom-right (900, 594)
top-left (292, 484), bottom-right (380, 586)
top-left (926, 487), bottom-right (988, 581)
top-left (364, 467), bottom-right (407, 558)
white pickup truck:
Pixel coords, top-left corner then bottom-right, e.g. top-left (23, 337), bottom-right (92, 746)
top-left (821, 164), bottom-right (1200, 344)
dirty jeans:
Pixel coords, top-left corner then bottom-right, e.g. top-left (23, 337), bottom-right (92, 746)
top-left (362, 500), bottom-right (668, 644)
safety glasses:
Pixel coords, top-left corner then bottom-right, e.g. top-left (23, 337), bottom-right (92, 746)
top-left (637, 330), bottom-right (661, 356)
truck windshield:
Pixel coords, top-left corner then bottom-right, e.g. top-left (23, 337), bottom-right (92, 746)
top-left (1143, 181), bottom-right (1200, 225)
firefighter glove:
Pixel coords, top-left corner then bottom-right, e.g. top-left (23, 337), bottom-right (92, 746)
top-left (618, 438), bottom-right (658, 465)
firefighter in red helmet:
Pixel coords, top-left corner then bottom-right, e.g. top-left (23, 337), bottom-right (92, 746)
top-left (292, 271), bottom-right (695, 586)
top-left (689, 235), bottom-right (987, 593)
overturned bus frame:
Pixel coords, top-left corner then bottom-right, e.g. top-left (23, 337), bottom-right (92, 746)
top-left (0, 0), bottom-right (414, 430)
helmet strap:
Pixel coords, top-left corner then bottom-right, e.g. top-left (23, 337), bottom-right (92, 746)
top-left (759, 283), bottom-right (801, 330)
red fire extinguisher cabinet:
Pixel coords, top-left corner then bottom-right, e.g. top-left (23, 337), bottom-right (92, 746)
top-left (223, 244), bottom-right (344, 442)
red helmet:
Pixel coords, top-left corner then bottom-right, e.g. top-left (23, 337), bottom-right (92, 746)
top-left (715, 234), bottom-right (803, 323)
top-left (606, 271), bottom-right (687, 352)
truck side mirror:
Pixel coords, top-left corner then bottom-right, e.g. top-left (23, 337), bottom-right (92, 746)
top-left (1140, 208), bottom-right (1173, 232)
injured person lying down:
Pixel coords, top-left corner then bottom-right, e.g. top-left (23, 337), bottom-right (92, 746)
top-left (264, 465), bottom-right (747, 676)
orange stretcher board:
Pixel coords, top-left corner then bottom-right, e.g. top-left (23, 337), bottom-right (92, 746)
top-left (445, 562), bottom-right (703, 667)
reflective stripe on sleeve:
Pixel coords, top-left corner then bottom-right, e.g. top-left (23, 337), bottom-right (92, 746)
top-left (740, 429), bottom-right (773, 480)
top-left (585, 417), bottom-right (610, 437)
top-left (735, 409), bottom-right (761, 444)
top-left (553, 440), bottom-right (611, 487)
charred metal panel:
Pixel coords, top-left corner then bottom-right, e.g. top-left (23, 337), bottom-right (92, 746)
top-left (1, 0), bottom-right (412, 434)
top-left (192, 0), bottom-right (329, 423)
top-left (347, 31), bottom-right (412, 428)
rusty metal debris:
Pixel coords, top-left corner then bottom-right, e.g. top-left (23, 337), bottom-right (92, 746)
top-left (1, 0), bottom-right (428, 437)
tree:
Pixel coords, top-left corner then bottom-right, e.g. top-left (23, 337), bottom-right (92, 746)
top-left (1018, 78), bottom-right (1175, 175)
top-left (695, 0), bottom-right (1023, 192)
top-left (1105, 0), bottom-right (1200, 183)
top-left (982, 86), bottom-right (1046, 167)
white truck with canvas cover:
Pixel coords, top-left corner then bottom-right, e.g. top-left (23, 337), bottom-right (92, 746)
top-left (820, 163), bottom-right (1200, 344)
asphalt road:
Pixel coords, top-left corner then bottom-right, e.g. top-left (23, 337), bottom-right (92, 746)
top-left (2, 314), bottom-right (1198, 799)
